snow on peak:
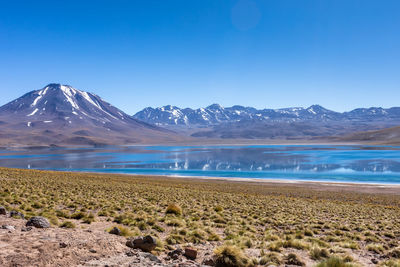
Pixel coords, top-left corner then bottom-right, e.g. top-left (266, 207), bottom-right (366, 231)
top-left (308, 107), bottom-right (317, 115)
top-left (31, 86), bottom-right (49, 106)
top-left (80, 91), bottom-right (101, 109)
top-left (57, 85), bottom-right (80, 109)
top-left (60, 84), bottom-right (77, 96)
top-left (38, 84), bottom-right (118, 118)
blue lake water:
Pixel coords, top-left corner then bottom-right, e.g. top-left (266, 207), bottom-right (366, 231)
top-left (1, 145), bottom-right (400, 184)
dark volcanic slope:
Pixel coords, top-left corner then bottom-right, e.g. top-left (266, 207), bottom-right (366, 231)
top-left (0, 84), bottom-right (179, 146)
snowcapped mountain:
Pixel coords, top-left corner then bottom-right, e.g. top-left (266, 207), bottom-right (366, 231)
top-left (1, 83), bottom-right (134, 125)
top-left (134, 104), bottom-right (400, 126)
top-left (0, 84), bottom-right (178, 146)
top-left (134, 104), bottom-right (258, 126)
top-left (134, 104), bottom-right (400, 139)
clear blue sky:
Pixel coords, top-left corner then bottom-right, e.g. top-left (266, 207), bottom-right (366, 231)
top-left (1, 0), bottom-right (399, 114)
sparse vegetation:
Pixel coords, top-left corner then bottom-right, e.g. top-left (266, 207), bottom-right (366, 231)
top-left (315, 256), bottom-right (357, 267)
top-left (165, 204), bottom-right (182, 216)
top-left (60, 221), bottom-right (76, 228)
top-left (214, 245), bottom-right (251, 267)
top-left (1, 167), bottom-right (400, 265)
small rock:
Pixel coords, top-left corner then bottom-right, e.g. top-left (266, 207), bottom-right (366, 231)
top-left (1, 225), bottom-right (15, 231)
top-left (184, 247), bottom-right (197, 260)
top-left (126, 235), bottom-right (157, 252)
top-left (9, 210), bottom-right (24, 219)
top-left (140, 252), bottom-right (161, 263)
top-left (109, 227), bottom-right (121, 235)
top-left (0, 206), bottom-right (6, 215)
top-left (59, 242), bottom-right (68, 248)
top-left (168, 248), bottom-right (183, 260)
top-left (202, 257), bottom-right (215, 266)
top-left (21, 226), bottom-right (33, 232)
top-left (89, 248), bottom-right (97, 253)
top-left (26, 216), bottom-right (50, 228)
top-left (371, 258), bottom-right (379, 264)
top-left (126, 250), bottom-right (137, 257)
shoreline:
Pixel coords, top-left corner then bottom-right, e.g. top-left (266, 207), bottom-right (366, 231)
top-left (2, 140), bottom-right (399, 149)
top-left (23, 168), bottom-right (400, 195)
top-left (106, 172), bottom-right (400, 187)
top-left (11, 166), bottom-right (400, 187)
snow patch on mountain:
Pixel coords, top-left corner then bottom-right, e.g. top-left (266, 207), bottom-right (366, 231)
top-left (27, 108), bottom-right (39, 116)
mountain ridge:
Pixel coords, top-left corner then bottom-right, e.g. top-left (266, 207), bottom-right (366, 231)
top-left (134, 104), bottom-right (400, 140)
top-left (134, 104), bottom-right (400, 126)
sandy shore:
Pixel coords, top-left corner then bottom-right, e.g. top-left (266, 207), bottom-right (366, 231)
top-left (73, 170), bottom-right (400, 196)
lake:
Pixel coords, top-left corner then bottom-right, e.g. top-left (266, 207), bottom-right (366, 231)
top-left (1, 145), bottom-right (400, 184)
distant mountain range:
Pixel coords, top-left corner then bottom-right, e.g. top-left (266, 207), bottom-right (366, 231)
top-left (134, 104), bottom-right (400, 139)
top-left (1, 83), bottom-right (400, 147)
top-left (0, 84), bottom-right (178, 146)
top-left (134, 104), bottom-right (400, 126)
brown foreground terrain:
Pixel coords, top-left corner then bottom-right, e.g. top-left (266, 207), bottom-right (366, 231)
top-left (1, 168), bottom-right (400, 266)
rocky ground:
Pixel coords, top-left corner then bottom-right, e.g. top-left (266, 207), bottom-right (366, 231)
top-left (0, 214), bottom-right (208, 267)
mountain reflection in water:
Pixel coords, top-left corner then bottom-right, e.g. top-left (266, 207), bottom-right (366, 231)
top-left (0, 145), bottom-right (400, 184)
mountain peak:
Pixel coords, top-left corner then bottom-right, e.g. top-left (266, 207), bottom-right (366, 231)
top-left (207, 104), bottom-right (223, 110)
top-left (0, 84), bottom-right (177, 146)
top-left (0, 83), bottom-right (118, 120)
top-left (43, 83), bottom-right (77, 93)
top-left (45, 83), bottom-right (66, 88)
top-left (306, 104), bottom-right (333, 114)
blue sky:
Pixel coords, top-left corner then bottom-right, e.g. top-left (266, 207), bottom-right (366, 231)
top-left (0, 0), bottom-right (399, 114)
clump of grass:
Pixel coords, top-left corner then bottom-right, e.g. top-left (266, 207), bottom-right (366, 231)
top-left (285, 253), bottom-right (305, 266)
top-left (214, 245), bottom-right (251, 267)
top-left (259, 252), bottom-right (282, 265)
top-left (310, 246), bottom-right (330, 260)
top-left (188, 229), bottom-right (207, 243)
top-left (367, 243), bottom-right (386, 254)
top-left (341, 241), bottom-right (360, 250)
top-left (283, 239), bottom-right (309, 250)
top-left (82, 213), bottom-right (95, 224)
top-left (243, 238), bottom-right (253, 248)
top-left (165, 217), bottom-right (185, 227)
top-left (268, 240), bottom-right (283, 252)
top-left (214, 205), bottom-right (223, 212)
top-left (379, 259), bottom-right (400, 267)
top-left (55, 209), bottom-right (70, 218)
top-left (388, 247), bottom-right (400, 258)
top-left (315, 256), bottom-right (356, 267)
top-left (165, 204), bottom-right (182, 216)
top-left (304, 229), bottom-right (314, 236)
top-left (106, 225), bottom-right (136, 237)
top-left (152, 224), bottom-right (165, 232)
top-left (166, 234), bottom-right (185, 245)
top-left (60, 221), bottom-right (76, 228)
top-left (48, 216), bottom-right (59, 226)
top-left (71, 211), bottom-right (86, 220)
